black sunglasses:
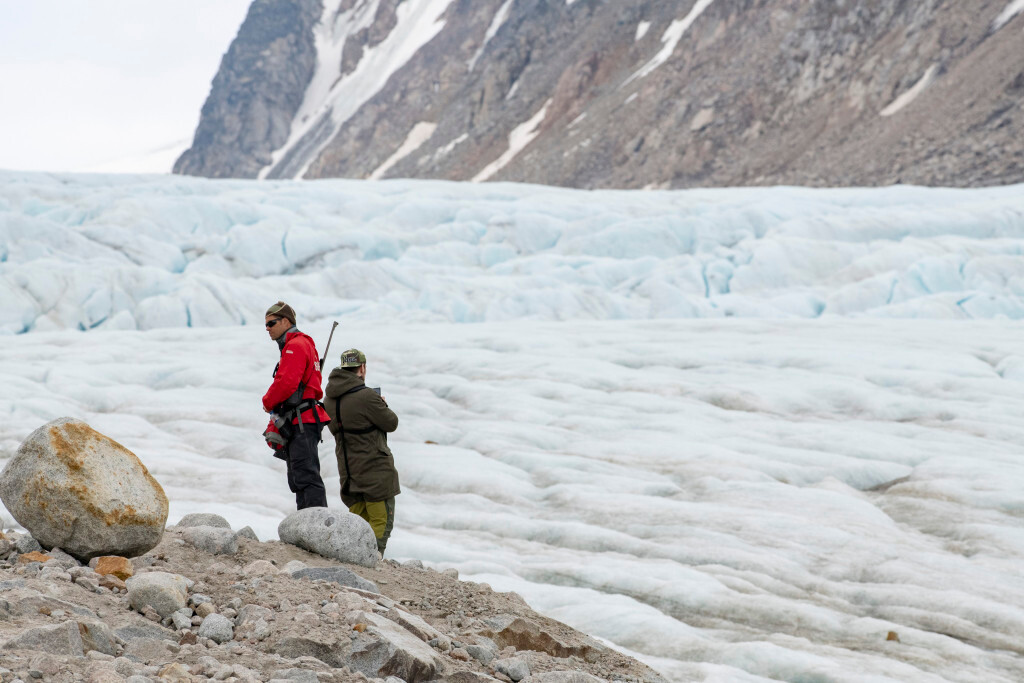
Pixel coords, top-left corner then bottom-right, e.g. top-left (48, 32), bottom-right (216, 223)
top-left (265, 318), bottom-right (284, 329)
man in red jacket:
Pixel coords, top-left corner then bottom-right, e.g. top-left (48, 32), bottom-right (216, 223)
top-left (263, 301), bottom-right (331, 509)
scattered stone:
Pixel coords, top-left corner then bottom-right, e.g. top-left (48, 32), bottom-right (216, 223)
top-left (269, 669), bottom-right (319, 683)
top-left (450, 647), bottom-right (471, 661)
top-left (114, 622), bottom-right (177, 644)
top-left (348, 611), bottom-right (447, 682)
top-left (389, 608), bottom-right (445, 642)
top-left (521, 673), bottom-right (607, 683)
top-left (178, 631), bottom-right (198, 646)
top-left (466, 644), bottom-right (496, 665)
top-left (124, 637), bottom-right (174, 663)
top-left (271, 635), bottom-right (347, 667)
top-left (482, 615), bottom-right (604, 660)
top-left (278, 507), bottom-right (378, 568)
top-left (175, 513), bottom-right (231, 529)
top-left (14, 535), bottom-right (43, 554)
top-left (113, 658), bottom-right (135, 676)
top-left (126, 572), bottom-right (189, 618)
top-left (429, 636), bottom-right (452, 651)
top-left (27, 655), bottom-right (60, 676)
top-left (194, 602), bottom-right (216, 618)
top-left (235, 526), bottom-right (259, 542)
top-left (75, 576), bottom-right (100, 593)
top-left (39, 566), bottom-right (72, 582)
top-left (234, 603), bottom-right (272, 626)
top-left (45, 548), bottom-right (80, 568)
top-left (291, 566), bottom-right (378, 593)
top-left (198, 613), bottom-right (234, 644)
top-left (402, 559), bottom-right (424, 569)
top-left (98, 574), bottom-right (127, 592)
top-left (170, 610), bottom-right (192, 631)
top-left (78, 621), bottom-right (118, 656)
top-left (181, 526), bottom-right (238, 555)
top-left (1, 621), bottom-right (84, 656)
top-left (241, 560), bottom-right (276, 577)
top-left (188, 593), bottom-right (213, 606)
top-left (84, 664), bottom-right (122, 683)
top-left (0, 418), bottom-right (169, 561)
top-left (495, 656), bottom-right (531, 682)
top-left (447, 674), bottom-right (503, 683)
top-left (282, 560), bottom-right (307, 574)
top-left (95, 557), bottom-right (134, 580)
top-left (442, 568), bottom-right (459, 580)
top-left (17, 552), bottom-right (51, 565)
top-left (156, 662), bottom-right (192, 682)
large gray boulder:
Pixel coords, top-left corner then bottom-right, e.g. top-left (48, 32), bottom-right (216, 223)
top-left (126, 572), bottom-right (189, 618)
top-left (0, 418), bottom-right (168, 561)
top-left (278, 507), bottom-right (378, 568)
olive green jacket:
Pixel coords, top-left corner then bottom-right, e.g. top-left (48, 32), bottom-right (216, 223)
top-left (324, 368), bottom-right (399, 506)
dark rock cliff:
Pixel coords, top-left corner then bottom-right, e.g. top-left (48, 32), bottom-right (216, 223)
top-left (173, 0), bottom-right (322, 178)
top-left (176, 0), bottom-right (1024, 188)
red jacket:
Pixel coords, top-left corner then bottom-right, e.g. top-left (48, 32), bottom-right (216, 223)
top-left (263, 330), bottom-right (331, 424)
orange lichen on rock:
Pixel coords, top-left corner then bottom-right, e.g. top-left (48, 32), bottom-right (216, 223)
top-left (18, 551), bottom-right (52, 564)
top-left (95, 555), bottom-right (134, 580)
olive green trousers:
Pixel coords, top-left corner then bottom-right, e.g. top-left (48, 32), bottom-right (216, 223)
top-left (348, 497), bottom-right (395, 555)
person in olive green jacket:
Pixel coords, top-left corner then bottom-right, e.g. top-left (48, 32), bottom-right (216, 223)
top-left (324, 348), bottom-right (399, 555)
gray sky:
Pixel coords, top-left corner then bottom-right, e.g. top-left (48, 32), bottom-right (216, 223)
top-left (0, 0), bottom-right (251, 173)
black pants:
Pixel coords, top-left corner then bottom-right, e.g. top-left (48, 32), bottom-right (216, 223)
top-left (285, 423), bottom-right (327, 509)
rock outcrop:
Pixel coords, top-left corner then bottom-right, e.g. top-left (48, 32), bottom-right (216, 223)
top-left (172, 0), bottom-right (322, 179)
top-left (176, 0), bottom-right (1024, 189)
top-left (0, 519), bottom-right (666, 683)
top-left (0, 418), bottom-right (168, 561)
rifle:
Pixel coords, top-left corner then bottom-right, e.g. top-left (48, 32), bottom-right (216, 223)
top-left (320, 321), bottom-right (339, 368)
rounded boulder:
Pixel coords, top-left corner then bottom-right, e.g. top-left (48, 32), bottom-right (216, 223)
top-left (0, 417), bottom-right (168, 561)
top-left (278, 507), bottom-right (378, 567)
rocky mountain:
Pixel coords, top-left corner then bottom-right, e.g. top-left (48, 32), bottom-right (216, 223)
top-left (174, 0), bottom-right (1024, 189)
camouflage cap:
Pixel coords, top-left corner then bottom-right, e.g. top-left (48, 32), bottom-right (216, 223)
top-left (340, 348), bottom-right (366, 368)
top-left (265, 301), bottom-right (296, 325)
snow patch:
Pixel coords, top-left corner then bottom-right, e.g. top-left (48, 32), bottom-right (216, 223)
top-left (368, 122), bottom-right (438, 180)
top-left (468, 0), bottom-right (514, 71)
top-left (623, 0), bottom-right (715, 86)
top-left (472, 99), bottom-right (552, 182)
top-left (261, 0), bottom-right (454, 180)
top-left (434, 133), bottom-right (469, 159)
top-left (993, 0), bottom-right (1024, 30)
top-left (880, 64), bottom-right (939, 117)
top-left (635, 20), bottom-right (651, 41)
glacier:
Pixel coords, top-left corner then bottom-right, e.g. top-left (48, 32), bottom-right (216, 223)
top-left (1, 172), bottom-right (1023, 682)
top-left (2, 171), bottom-right (1024, 334)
